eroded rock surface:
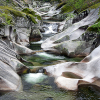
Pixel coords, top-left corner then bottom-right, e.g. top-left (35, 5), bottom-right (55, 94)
top-left (44, 45), bottom-right (100, 90)
top-left (41, 8), bottom-right (100, 57)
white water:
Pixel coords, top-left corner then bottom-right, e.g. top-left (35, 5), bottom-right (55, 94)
top-left (43, 25), bottom-right (57, 34)
top-left (36, 52), bottom-right (65, 60)
top-left (23, 73), bottom-right (47, 84)
top-left (31, 40), bottom-right (44, 44)
top-left (47, 6), bottom-right (60, 16)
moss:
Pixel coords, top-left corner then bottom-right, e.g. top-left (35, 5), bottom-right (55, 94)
top-left (0, 6), bottom-right (41, 24)
top-left (28, 14), bottom-right (37, 24)
top-left (89, 2), bottom-right (100, 9)
top-left (22, 8), bottom-right (36, 15)
top-left (0, 13), bottom-right (13, 25)
top-left (0, 6), bottom-right (25, 17)
top-left (60, 0), bottom-right (100, 14)
top-left (22, 8), bottom-right (41, 20)
top-left (10, 9), bottom-right (25, 17)
top-left (61, 4), bottom-right (73, 13)
top-left (56, 2), bottom-right (66, 10)
top-left (87, 21), bottom-right (100, 32)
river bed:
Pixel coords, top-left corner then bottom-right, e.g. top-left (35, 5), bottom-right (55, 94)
top-left (0, 18), bottom-right (100, 100)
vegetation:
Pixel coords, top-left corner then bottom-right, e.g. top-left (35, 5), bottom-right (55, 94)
top-left (87, 18), bottom-right (100, 33)
top-left (0, 6), bottom-right (41, 25)
top-left (55, 0), bottom-right (100, 33)
top-left (22, 8), bottom-right (41, 20)
top-left (56, 0), bottom-right (100, 13)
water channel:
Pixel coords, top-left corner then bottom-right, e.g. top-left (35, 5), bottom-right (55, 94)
top-left (0, 17), bottom-right (100, 100)
top-left (20, 22), bottom-right (100, 100)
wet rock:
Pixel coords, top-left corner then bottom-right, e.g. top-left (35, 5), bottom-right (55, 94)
top-left (29, 29), bottom-right (43, 42)
top-left (44, 45), bottom-right (100, 90)
top-left (41, 8), bottom-right (100, 57)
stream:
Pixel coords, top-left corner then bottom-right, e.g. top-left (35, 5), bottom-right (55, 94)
top-left (20, 22), bottom-right (100, 100)
top-left (0, 5), bottom-right (100, 100)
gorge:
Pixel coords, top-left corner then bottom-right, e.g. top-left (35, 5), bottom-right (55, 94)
top-left (0, 0), bottom-right (100, 100)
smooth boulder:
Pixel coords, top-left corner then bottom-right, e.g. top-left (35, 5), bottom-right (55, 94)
top-left (43, 45), bottom-right (100, 90)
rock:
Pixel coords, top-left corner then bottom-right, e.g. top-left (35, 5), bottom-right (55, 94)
top-left (13, 42), bottom-right (35, 54)
top-left (38, 6), bottom-right (51, 12)
top-left (46, 13), bottom-right (67, 21)
top-left (72, 10), bottom-right (90, 24)
top-left (29, 29), bottom-right (43, 42)
top-left (0, 39), bottom-right (30, 93)
top-left (42, 5), bottom-right (61, 20)
top-left (54, 40), bottom-right (93, 57)
top-left (41, 8), bottom-right (100, 57)
top-left (32, 1), bottom-right (37, 8)
top-left (43, 45), bottom-right (100, 90)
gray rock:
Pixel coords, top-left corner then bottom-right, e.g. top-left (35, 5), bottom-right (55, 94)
top-left (29, 29), bottom-right (43, 42)
top-left (44, 45), bottom-right (100, 90)
top-left (41, 8), bottom-right (100, 57)
top-left (0, 39), bottom-right (30, 93)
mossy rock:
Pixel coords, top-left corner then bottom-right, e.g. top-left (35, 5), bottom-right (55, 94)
top-left (22, 8), bottom-right (36, 16)
top-left (0, 6), bottom-right (25, 17)
top-left (56, 2), bottom-right (66, 10)
top-left (0, 6), bottom-right (41, 25)
top-left (87, 21), bottom-right (100, 32)
top-left (22, 8), bottom-right (41, 20)
top-left (61, 4), bottom-right (73, 13)
top-left (28, 14), bottom-right (37, 24)
top-left (60, 0), bottom-right (100, 14)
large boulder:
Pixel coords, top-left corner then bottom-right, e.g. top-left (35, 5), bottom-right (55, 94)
top-left (43, 45), bottom-right (100, 90)
top-left (0, 39), bottom-right (30, 93)
top-left (29, 29), bottom-right (43, 42)
top-left (41, 8), bottom-right (100, 57)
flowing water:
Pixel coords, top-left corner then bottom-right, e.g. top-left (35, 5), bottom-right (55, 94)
top-left (20, 22), bottom-right (100, 100)
top-left (0, 16), bottom-right (100, 100)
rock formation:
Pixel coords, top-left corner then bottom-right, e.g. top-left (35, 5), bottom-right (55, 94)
top-left (44, 45), bottom-right (100, 90)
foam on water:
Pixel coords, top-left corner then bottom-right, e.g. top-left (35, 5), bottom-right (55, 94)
top-left (23, 73), bottom-right (47, 84)
top-left (36, 52), bottom-right (65, 60)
